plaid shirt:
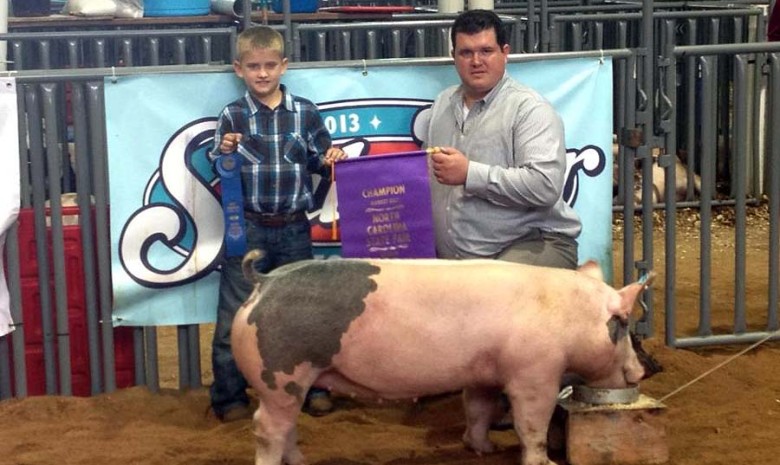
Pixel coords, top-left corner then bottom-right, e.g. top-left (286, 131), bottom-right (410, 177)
top-left (209, 85), bottom-right (332, 214)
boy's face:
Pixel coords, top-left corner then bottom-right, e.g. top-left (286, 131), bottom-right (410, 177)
top-left (233, 47), bottom-right (288, 101)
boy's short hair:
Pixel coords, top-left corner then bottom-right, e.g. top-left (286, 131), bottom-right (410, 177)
top-left (450, 10), bottom-right (508, 48)
top-left (236, 26), bottom-right (285, 60)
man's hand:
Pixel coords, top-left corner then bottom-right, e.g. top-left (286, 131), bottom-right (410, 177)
top-left (431, 146), bottom-right (468, 185)
top-left (219, 133), bottom-right (243, 154)
top-left (323, 147), bottom-right (347, 166)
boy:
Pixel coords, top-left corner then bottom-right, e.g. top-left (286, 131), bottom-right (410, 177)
top-left (208, 26), bottom-right (345, 422)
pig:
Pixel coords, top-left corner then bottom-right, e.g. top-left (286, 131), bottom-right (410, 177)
top-left (638, 155), bottom-right (702, 205)
top-left (231, 250), bottom-right (655, 465)
top-left (613, 146), bottom-right (702, 206)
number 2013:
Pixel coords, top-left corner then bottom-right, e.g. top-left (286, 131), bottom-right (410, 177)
top-left (324, 113), bottom-right (360, 134)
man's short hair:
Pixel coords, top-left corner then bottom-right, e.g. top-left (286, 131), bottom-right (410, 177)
top-left (450, 10), bottom-right (508, 48)
top-left (236, 26), bottom-right (285, 60)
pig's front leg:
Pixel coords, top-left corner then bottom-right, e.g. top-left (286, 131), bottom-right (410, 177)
top-left (507, 378), bottom-right (560, 465)
top-left (461, 387), bottom-right (503, 454)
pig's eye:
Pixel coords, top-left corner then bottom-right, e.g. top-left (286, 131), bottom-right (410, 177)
top-left (606, 316), bottom-right (628, 344)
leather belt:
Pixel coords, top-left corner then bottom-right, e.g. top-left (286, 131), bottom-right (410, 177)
top-left (244, 210), bottom-right (308, 227)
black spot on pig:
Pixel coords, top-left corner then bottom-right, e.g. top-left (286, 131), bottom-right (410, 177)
top-left (261, 370), bottom-right (277, 390)
top-left (606, 315), bottom-right (628, 344)
top-left (247, 260), bottom-right (381, 390)
top-left (284, 382), bottom-right (305, 404)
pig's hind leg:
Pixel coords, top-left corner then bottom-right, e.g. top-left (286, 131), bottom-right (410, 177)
top-left (282, 426), bottom-right (304, 465)
top-left (461, 387), bottom-right (503, 454)
top-left (251, 390), bottom-right (307, 465)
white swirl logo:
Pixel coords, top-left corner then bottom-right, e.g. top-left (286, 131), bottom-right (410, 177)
top-left (119, 118), bottom-right (223, 288)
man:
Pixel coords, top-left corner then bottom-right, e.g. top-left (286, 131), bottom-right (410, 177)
top-left (424, 9), bottom-right (582, 429)
top-left (426, 9), bottom-right (581, 269)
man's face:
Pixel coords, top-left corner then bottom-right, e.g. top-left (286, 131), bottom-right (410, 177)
top-left (233, 47), bottom-right (288, 102)
top-left (452, 28), bottom-right (509, 101)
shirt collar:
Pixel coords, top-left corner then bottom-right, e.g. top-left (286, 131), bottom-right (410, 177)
top-left (452, 72), bottom-right (511, 109)
top-left (243, 84), bottom-right (295, 114)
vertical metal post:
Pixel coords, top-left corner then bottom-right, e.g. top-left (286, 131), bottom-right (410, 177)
top-left (11, 86), bottom-right (28, 397)
top-left (614, 21), bottom-right (627, 206)
top-left (661, 20), bottom-right (677, 347)
top-left (526, 0), bottom-right (536, 53)
top-left (769, 53), bottom-right (780, 332)
top-left (621, 53), bottom-right (637, 289)
top-left (177, 326), bottom-right (190, 390)
top-left (42, 83), bottom-right (72, 396)
top-left (121, 38), bottom-right (133, 66)
top-left (636, 0), bottom-right (655, 336)
top-left (540, 0), bottom-right (549, 52)
top-left (283, 0), bottom-right (293, 60)
top-left (145, 328), bottom-right (160, 392)
top-left (0, 323), bottom-right (9, 399)
top-left (391, 30), bottom-right (402, 58)
top-left (292, 24), bottom-right (302, 62)
top-left (25, 87), bottom-right (58, 394)
top-left (188, 326), bottom-right (202, 388)
top-left (698, 56), bottom-right (715, 338)
top-left (242, 0), bottom-right (252, 31)
top-left (733, 55), bottom-right (748, 334)
top-left (38, 39), bottom-right (51, 69)
top-left (174, 37), bottom-right (187, 64)
top-left (201, 34), bottom-right (213, 64)
top-left (86, 80), bottom-right (117, 393)
top-left (149, 37), bottom-right (161, 66)
top-left (93, 39), bottom-right (107, 68)
top-left (685, 19), bottom-right (698, 201)
top-left (71, 83), bottom-right (103, 395)
top-left (134, 327), bottom-right (146, 386)
top-left (367, 30), bottom-right (378, 60)
top-left (67, 39), bottom-right (79, 68)
top-left (11, 42), bottom-right (23, 70)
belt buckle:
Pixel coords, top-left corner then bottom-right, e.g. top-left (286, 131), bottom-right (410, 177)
top-left (259, 212), bottom-right (288, 227)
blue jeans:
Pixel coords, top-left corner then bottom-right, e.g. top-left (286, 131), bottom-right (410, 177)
top-left (210, 217), bottom-right (314, 416)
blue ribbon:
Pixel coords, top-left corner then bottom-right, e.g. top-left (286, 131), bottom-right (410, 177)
top-left (216, 153), bottom-right (247, 258)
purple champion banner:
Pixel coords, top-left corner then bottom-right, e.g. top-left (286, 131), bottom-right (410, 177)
top-left (335, 151), bottom-right (436, 259)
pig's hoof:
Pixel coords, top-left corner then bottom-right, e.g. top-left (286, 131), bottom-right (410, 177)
top-left (462, 433), bottom-right (495, 455)
top-left (283, 450), bottom-right (305, 465)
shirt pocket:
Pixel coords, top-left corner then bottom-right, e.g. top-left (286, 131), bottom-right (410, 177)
top-left (238, 132), bottom-right (307, 166)
top-left (237, 134), bottom-right (267, 164)
top-left (282, 132), bottom-right (307, 165)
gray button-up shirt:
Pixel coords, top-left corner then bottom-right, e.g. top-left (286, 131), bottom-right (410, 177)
top-left (425, 74), bottom-right (582, 259)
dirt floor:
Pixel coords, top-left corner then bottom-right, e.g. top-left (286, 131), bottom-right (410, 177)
top-left (1, 206), bottom-right (779, 465)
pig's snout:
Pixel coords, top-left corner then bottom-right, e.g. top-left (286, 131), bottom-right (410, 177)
top-left (623, 350), bottom-right (646, 385)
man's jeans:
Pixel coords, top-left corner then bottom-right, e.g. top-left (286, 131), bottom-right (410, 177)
top-left (210, 217), bottom-right (313, 417)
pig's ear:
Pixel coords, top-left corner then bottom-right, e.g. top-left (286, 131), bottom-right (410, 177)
top-left (615, 272), bottom-right (656, 321)
top-left (577, 260), bottom-right (603, 281)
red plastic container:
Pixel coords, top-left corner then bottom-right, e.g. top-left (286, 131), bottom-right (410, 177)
top-left (11, 206), bottom-right (134, 396)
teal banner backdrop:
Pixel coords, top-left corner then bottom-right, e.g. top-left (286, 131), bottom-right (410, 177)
top-left (105, 57), bottom-right (613, 326)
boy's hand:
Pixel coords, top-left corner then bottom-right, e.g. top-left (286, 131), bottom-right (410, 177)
top-left (323, 147), bottom-right (347, 166)
top-left (219, 133), bottom-right (243, 154)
